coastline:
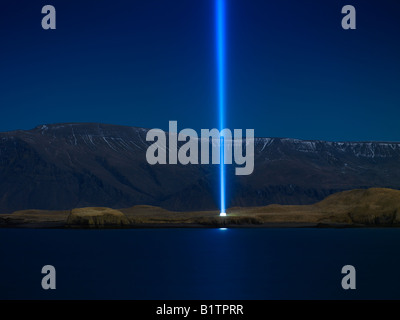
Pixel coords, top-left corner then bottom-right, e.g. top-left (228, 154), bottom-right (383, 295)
top-left (2, 188), bottom-right (400, 229)
top-left (0, 218), bottom-right (390, 229)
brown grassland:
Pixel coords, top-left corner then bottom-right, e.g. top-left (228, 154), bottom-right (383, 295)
top-left (1, 188), bottom-right (400, 228)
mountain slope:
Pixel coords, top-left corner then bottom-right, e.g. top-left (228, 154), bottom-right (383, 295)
top-left (1, 123), bottom-right (400, 213)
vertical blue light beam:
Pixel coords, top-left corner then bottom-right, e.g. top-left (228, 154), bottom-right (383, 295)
top-left (216, 0), bottom-right (226, 216)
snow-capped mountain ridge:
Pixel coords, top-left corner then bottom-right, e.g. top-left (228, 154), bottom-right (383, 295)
top-left (0, 123), bottom-right (399, 213)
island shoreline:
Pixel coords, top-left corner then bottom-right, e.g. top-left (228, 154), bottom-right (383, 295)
top-left (0, 221), bottom-right (394, 229)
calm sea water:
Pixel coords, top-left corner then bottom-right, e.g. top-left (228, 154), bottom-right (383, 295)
top-left (0, 228), bottom-right (399, 300)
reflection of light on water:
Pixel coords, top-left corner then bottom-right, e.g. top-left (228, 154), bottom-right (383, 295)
top-left (219, 228), bottom-right (228, 231)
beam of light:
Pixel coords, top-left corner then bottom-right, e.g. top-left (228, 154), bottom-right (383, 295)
top-left (216, 0), bottom-right (226, 217)
top-left (220, 136), bottom-right (226, 216)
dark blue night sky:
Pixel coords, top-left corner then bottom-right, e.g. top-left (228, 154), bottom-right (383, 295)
top-left (1, 0), bottom-right (399, 141)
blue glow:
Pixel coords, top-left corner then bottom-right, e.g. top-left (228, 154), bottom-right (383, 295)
top-left (220, 136), bottom-right (225, 214)
top-left (216, 0), bottom-right (226, 216)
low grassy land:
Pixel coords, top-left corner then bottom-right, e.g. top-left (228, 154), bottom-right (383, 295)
top-left (66, 207), bottom-right (130, 228)
top-left (0, 209), bottom-right (69, 227)
top-left (1, 188), bottom-right (400, 228)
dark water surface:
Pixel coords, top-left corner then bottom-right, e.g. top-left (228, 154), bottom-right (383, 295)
top-left (0, 228), bottom-right (399, 300)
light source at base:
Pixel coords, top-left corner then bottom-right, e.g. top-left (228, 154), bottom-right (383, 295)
top-left (220, 212), bottom-right (226, 217)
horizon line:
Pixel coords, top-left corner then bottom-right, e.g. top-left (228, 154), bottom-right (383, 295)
top-left (1, 121), bottom-right (400, 144)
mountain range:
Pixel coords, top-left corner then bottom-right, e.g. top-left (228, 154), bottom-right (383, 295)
top-left (1, 122), bottom-right (400, 213)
